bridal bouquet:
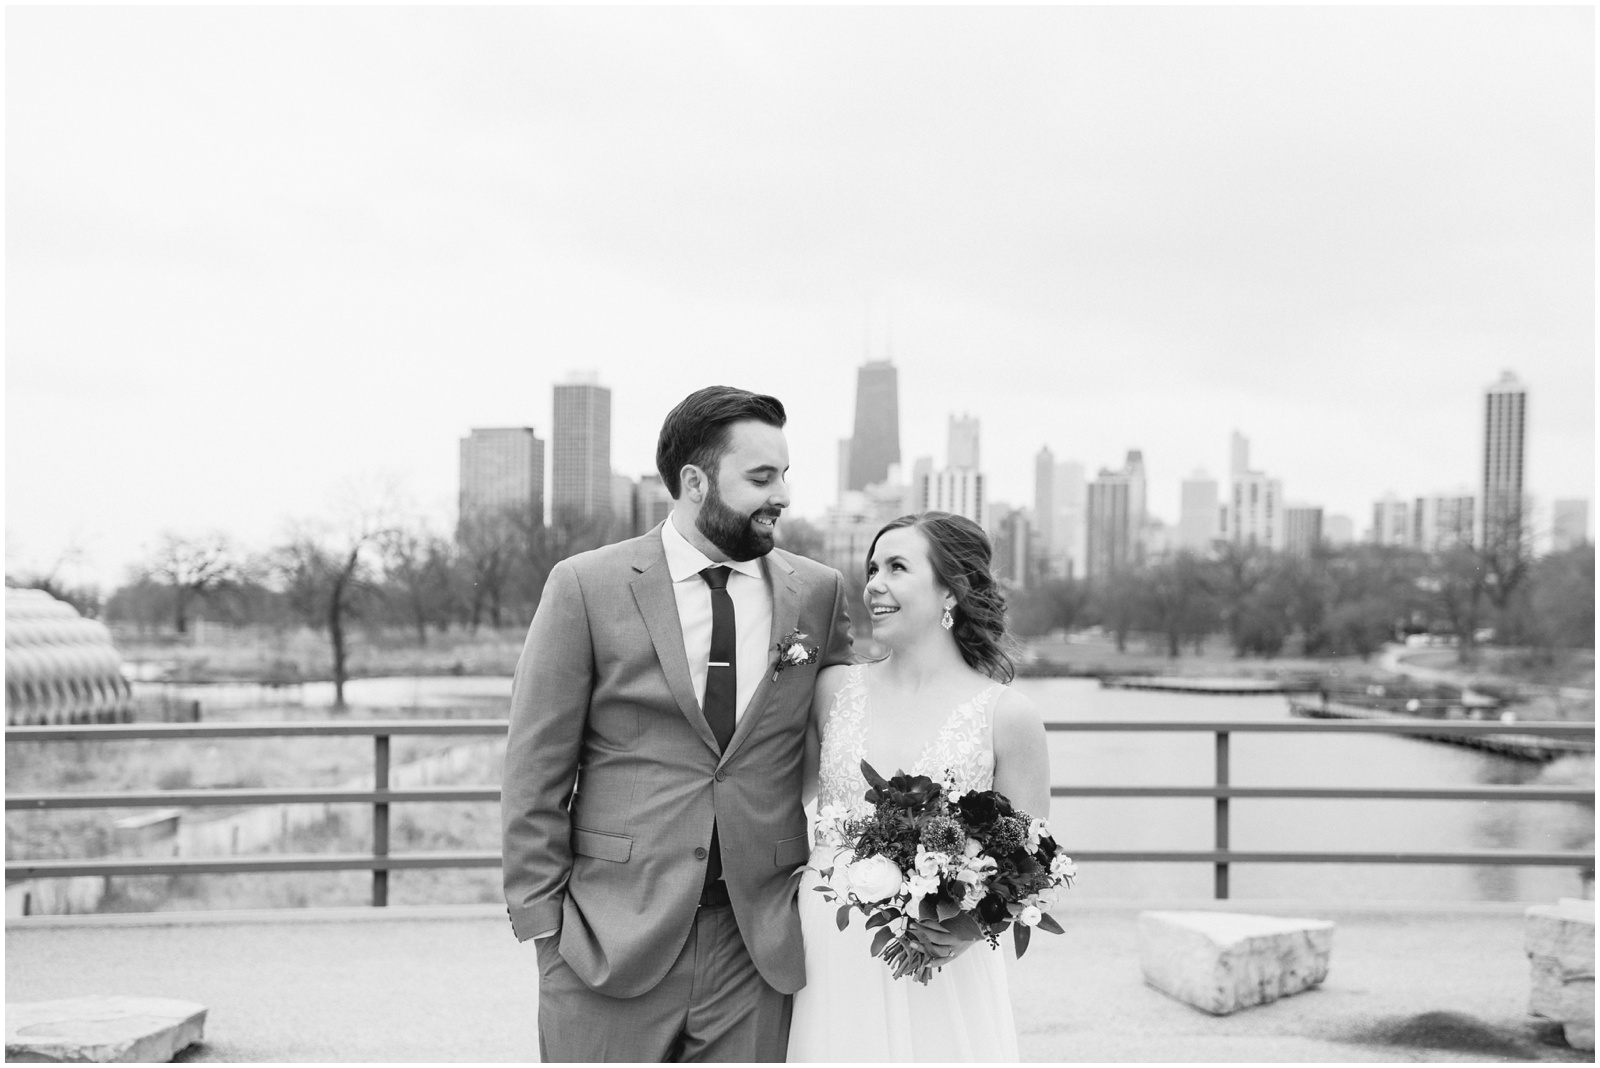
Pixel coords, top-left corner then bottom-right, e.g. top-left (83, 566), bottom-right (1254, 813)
top-left (812, 760), bottom-right (1076, 984)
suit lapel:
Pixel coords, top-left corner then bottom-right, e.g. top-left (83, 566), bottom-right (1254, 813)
top-left (630, 535), bottom-right (720, 754)
top-left (718, 552), bottom-right (800, 768)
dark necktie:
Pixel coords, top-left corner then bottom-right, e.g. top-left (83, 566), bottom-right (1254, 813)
top-left (699, 565), bottom-right (736, 898)
top-left (699, 566), bottom-right (737, 752)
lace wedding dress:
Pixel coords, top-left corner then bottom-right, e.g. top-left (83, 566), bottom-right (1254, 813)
top-left (786, 663), bottom-right (1020, 1062)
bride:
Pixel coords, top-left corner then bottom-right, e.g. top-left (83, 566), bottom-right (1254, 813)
top-left (787, 511), bottom-right (1051, 1062)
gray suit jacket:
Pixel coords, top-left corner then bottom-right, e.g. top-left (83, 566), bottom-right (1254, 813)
top-left (501, 525), bottom-right (855, 997)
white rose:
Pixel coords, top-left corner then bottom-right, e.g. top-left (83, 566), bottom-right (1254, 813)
top-left (1019, 905), bottom-right (1043, 927)
top-left (848, 854), bottom-right (905, 903)
top-left (786, 644), bottom-right (807, 663)
top-left (963, 837), bottom-right (984, 859)
top-left (914, 848), bottom-right (947, 879)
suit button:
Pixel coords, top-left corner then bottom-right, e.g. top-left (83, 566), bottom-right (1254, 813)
top-left (694, 847), bottom-right (708, 860)
top-left (715, 771), bottom-right (726, 782)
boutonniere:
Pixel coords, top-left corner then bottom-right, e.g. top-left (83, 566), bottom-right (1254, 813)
top-left (772, 629), bottom-right (820, 681)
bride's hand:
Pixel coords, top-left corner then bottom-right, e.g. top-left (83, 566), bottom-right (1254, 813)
top-left (915, 919), bottom-right (975, 962)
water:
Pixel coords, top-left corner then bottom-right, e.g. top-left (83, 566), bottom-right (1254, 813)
top-left (138, 674), bottom-right (1594, 902)
top-left (1029, 678), bottom-right (1593, 903)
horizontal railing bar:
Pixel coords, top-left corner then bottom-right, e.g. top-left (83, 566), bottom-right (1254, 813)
top-left (9, 849), bottom-right (1592, 881)
top-left (6, 787), bottom-right (502, 811)
top-left (1042, 720), bottom-right (1594, 738)
top-left (1066, 850), bottom-right (1595, 866)
top-left (7, 719), bottom-right (1591, 742)
top-left (4, 721), bottom-right (510, 742)
top-left (10, 783), bottom-right (1590, 813)
top-left (1051, 785), bottom-right (1596, 802)
top-left (6, 851), bottom-right (503, 879)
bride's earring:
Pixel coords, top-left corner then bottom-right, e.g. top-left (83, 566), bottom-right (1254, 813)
top-left (941, 605), bottom-right (955, 631)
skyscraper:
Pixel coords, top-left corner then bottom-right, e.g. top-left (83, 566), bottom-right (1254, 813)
top-left (1481, 370), bottom-right (1527, 546)
top-left (1371, 494), bottom-right (1410, 546)
top-left (1085, 451), bottom-right (1147, 579)
top-left (1178, 470), bottom-right (1220, 552)
top-left (1413, 493), bottom-right (1476, 551)
top-left (458, 427), bottom-right (544, 528)
top-left (634, 475), bottom-right (674, 537)
top-left (1284, 505), bottom-right (1323, 557)
top-left (921, 468), bottom-right (986, 527)
top-left (847, 361), bottom-right (901, 492)
top-left (1052, 460), bottom-right (1086, 578)
top-left (1033, 447), bottom-right (1055, 556)
top-left (552, 375), bottom-right (612, 526)
top-left (1227, 432), bottom-right (1283, 551)
top-left (947, 413), bottom-right (980, 469)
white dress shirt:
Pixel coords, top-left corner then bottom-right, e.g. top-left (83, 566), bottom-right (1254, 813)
top-left (662, 512), bottom-right (774, 723)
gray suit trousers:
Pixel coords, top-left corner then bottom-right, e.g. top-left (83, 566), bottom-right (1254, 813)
top-left (536, 905), bottom-right (791, 1063)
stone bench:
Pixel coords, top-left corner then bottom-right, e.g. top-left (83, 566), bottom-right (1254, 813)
top-left (1137, 910), bottom-right (1335, 1015)
top-left (1525, 897), bottom-right (1595, 1052)
top-left (5, 995), bottom-right (207, 1062)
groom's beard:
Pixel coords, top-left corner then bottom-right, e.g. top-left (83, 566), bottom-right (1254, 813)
top-left (697, 482), bottom-right (779, 562)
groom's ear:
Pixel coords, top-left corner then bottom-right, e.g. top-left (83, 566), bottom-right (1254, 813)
top-left (680, 464), bottom-right (707, 503)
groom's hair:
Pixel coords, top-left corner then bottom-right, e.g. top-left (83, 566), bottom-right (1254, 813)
top-left (657, 386), bottom-right (787, 499)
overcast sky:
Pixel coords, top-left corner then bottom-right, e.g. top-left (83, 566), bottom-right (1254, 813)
top-left (7, 6), bottom-right (1594, 587)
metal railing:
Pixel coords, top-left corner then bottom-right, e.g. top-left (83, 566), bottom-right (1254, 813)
top-left (5, 717), bottom-right (1594, 906)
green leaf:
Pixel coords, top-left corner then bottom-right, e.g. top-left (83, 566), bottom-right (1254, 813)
top-left (864, 911), bottom-right (892, 930)
top-left (1037, 912), bottom-right (1065, 936)
top-left (870, 926), bottom-right (894, 958)
top-left (935, 897), bottom-right (961, 921)
top-left (918, 896), bottom-right (939, 923)
top-left (860, 760), bottom-right (890, 792)
top-left (836, 905), bottom-right (852, 932)
top-left (1013, 922), bottom-right (1031, 958)
top-left (944, 912), bottom-right (984, 941)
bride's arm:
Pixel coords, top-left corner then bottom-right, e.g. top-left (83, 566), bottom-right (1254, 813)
top-left (802, 665), bottom-right (851, 809)
top-left (992, 689), bottom-right (1051, 819)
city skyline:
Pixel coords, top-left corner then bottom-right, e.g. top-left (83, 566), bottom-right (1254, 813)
top-left (7, 7), bottom-right (1592, 587)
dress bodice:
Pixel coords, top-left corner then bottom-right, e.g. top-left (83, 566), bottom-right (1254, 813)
top-left (817, 663), bottom-right (1004, 814)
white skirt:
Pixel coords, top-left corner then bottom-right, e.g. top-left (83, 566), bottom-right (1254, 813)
top-left (786, 847), bottom-right (1020, 1062)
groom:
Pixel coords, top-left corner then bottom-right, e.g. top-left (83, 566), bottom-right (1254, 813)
top-left (502, 385), bottom-right (855, 1062)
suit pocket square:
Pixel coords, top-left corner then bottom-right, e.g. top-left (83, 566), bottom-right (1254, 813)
top-left (572, 827), bottom-right (633, 863)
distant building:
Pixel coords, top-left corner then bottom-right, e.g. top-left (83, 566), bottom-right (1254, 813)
top-left (1229, 472), bottom-right (1284, 550)
top-left (1413, 493), bottom-right (1476, 551)
top-left (1284, 505), bottom-right (1323, 557)
top-left (847, 361), bottom-right (901, 492)
top-left (1481, 370), bottom-right (1527, 546)
top-left (611, 473), bottom-right (636, 537)
top-left (1051, 461), bottom-right (1086, 578)
top-left (836, 439), bottom-right (852, 503)
top-left (553, 375), bottom-right (612, 526)
top-left (634, 474), bottom-right (673, 537)
top-left (1086, 450), bottom-right (1147, 579)
top-left (1230, 431), bottom-right (1251, 478)
top-left (921, 467), bottom-right (986, 527)
top-left (948, 413), bottom-right (980, 469)
top-left (459, 427), bottom-right (544, 528)
top-left (1552, 498), bottom-right (1591, 551)
top-left (1033, 447), bottom-right (1056, 557)
top-left (996, 505), bottom-right (1034, 588)
top-left (1178, 470), bottom-right (1220, 552)
top-left (1372, 494), bottom-right (1411, 547)
top-left (1325, 514), bottom-right (1354, 547)
top-left (909, 456), bottom-right (934, 511)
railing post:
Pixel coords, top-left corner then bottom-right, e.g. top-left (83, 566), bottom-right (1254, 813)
top-left (1215, 730), bottom-right (1230, 900)
top-left (373, 734), bottom-right (389, 907)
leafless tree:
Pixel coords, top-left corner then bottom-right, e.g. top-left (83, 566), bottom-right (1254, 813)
top-left (379, 519), bottom-right (454, 645)
top-left (143, 531), bottom-right (238, 633)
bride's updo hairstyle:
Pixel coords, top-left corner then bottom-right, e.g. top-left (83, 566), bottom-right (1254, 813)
top-left (866, 511), bottom-right (1016, 684)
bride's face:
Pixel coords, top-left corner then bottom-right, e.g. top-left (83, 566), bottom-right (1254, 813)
top-left (864, 527), bottom-right (953, 643)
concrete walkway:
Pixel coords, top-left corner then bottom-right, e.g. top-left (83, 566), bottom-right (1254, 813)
top-left (5, 900), bottom-right (1590, 1062)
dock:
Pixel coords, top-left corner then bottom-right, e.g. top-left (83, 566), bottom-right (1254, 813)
top-left (1288, 700), bottom-right (1596, 762)
top-left (1101, 676), bottom-right (1302, 696)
